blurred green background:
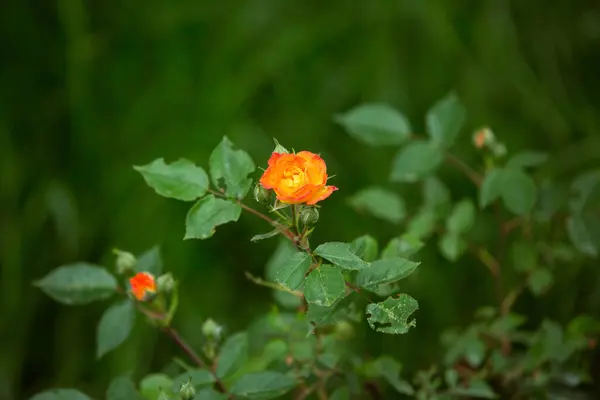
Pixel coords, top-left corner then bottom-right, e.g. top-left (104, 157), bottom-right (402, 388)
top-left (3, 1), bottom-right (600, 399)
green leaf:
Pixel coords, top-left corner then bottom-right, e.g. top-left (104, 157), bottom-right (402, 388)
top-left (29, 389), bottom-right (91, 400)
top-left (274, 251), bottom-right (312, 291)
top-left (216, 332), bottom-right (248, 378)
top-left (307, 293), bottom-right (358, 327)
top-left (527, 268), bottom-right (553, 296)
top-left (510, 241), bottom-right (537, 272)
top-left (390, 141), bottom-right (444, 182)
top-left (139, 374), bottom-right (173, 400)
top-left (479, 169), bottom-right (504, 208)
top-left (314, 242), bottom-right (370, 270)
top-left (134, 158), bottom-right (209, 202)
top-left (250, 230), bottom-right (280, 242)
top-left (446, 199), bottom-right (476, 234)
top-left (357, 258), bottom-right (419, 291)
top-left (330, 387), bottom-right (350, 400)
top-left (230, 371), bottom-right (297, 399)
top-left (366, 294), bottom-right (418, 334)
top-left (445, 369), bottom-right (459, 388)
top-left (449, 380), bottom-right (496, 398)
top-left (97, 300), bottom-right (135, 359)
top-left (444, 328), bottom-right (486, 368)
top-left (407, 209), bottom-right (437, 239)
top-left (194, 388), bottom-right (229, 400)
top-left (426, 92), bottom-right (466, 148)
top-left (135, 245), bottom-right (163, 275)
top-left (348, 187), bottom-right (406, 224)
top-left (304, 265), bottom-right (345, 307)
top-left (171, 369), bottom-right (215, 392)
top-left (107, 376), bottom-right (142, 400)
top-left (501, 168), bottom-right (537, 215)
top-left (334, 103), bottom-right (412, 146)
top-left (567, 215), bottom-right (599, 257)
top-left (209, 136), bottom-right (255, 199)
top-left (34, 263), bottom-right (117, 305)
top-left (184, 195), bottom-right (242, 239)
top-left (367, 356), bottom-right (414, 395)
top-left (350, 235), bottom-right (379, 262)
top-left (438, 233), bottom-right (467, 262)
top-left (423, 176), bottom-right (451, 216)
top-left (381, 234), bottom-right (424, 259)
top-left (506, 151), bottom-right (549, 169)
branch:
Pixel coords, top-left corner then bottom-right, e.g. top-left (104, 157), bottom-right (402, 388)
top-left (445, 153), bottom-right (483, 186)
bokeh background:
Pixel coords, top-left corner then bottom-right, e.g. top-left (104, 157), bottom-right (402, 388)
top-left (3, 1), bottom-right (600, 399)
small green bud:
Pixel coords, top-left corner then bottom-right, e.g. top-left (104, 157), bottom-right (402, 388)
top-left (202, 318), bottom-right (223, 341)
top-left (179, 378), bottom-right (196, 400)
top-left (491, 142), bottom-right (507, 158)
top-left (272, 138), bottom-right (289, 154)
top-left (113, 249), bottom-right (137, 274)
top-left (156, 272), bottom-right (175, 293)
top-left (300, 207), bottom-right (319, 227)
top-left (254, 184), bottom-right (271, 204)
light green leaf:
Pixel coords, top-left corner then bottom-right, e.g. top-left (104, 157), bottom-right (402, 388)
top-left (348, 187), bottom-right (406, 224)
top-left (567, 215), bottom-right (599, 257)
top-left (171, 369), bottom-right (215, 392)
top-left (250, 230), bottom-right (280, 242)
top-left (133, 158), bottom-right (209, 201)
top-left (407, 209), bottom-right (437, 239)
top-left (357, 258), bottom-right (419, 291)
top-left (135, 245), bottom-right (162, 275)
top-left (139, 374), bottom-right (173, 400)
top-left (446, 199), bottom-right (476, 234)
top-left (350, 235), bottom-right (379, 262)
top-left (381, 234), bottom-right (424, 259)
top-left (390, 141), bottom-right (444, 182)
top-left (194, 388), bottom-right (229, 400)
top-left (184, 195), bottom-right (242, 239)
top-left (445, 369), bottom-right (459, 388)
top-left (479, 169), bottom-right (504, 208)
top-left (314, 242), bottom-right (370, 270)
top-left (426, 92), bottom-right (466, 148)
top-left (209, 136), bottom-right (255, 199)
top-left (304, 265), bottom-right (345, 307)
top-left (334, 103), bottom-right (412, 146)
top-left (107, 376), bottom-right (142, 400)
top-left (97, 300), bottom-right (135, 359)
top-left (230, 371), bottom-right (297, 399)
top-left (423, 176), bottom-right (451, 217)
top-left (366, 294), bottom-right (418, 334)
top-left (216, 332), bottom-right (248, 378)
top-left (527, 268), bottom-right (553, 296)
top-left (501, 168), bottom-right (537, 215)
top-left (34, 263), bottom-right (117, 305)
top-left (307, 293), bottom-right (357, 327)
top-left (438, 233), bottom-right (467, 262)
top-left (510, 241), bottom-right (537, 272)
top-left (506, 151), bottom-right (549, 169)
top-left (449, 380), bottom-right (497, 398)
top-left (275, 251), bottom-right (312, 291)
top-left (29, 389), bottom-right (91, 400)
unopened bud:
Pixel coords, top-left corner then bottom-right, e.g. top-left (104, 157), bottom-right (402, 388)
top-left (202, 318), bottom-right (223, 341)
top-left (254, 184), bottom-right (271, 204)
top-left (179, 378), bottom-right (196, 400)
top-left (300, 207), bottom-right (319, 227)
top-left (472, 127), bottom-right (495, 149)
top-left (156, 272), bottom-right (175, 293)
top-left (272, 138), bottom-right (289, 154)
top-left (113, 249), bottom-right (137, 274)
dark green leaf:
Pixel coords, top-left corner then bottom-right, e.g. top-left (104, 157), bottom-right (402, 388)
top-left (97, 300), bottom-right (135, 358)
top-left (501, 168), bottom-right (537, 215)
top-left (334, 103), bottom-right (412, 146)
top-left (314, 242), bottom-right (370, 270)
top-left (365, 356), bottom-right (414, 395)
top-left (366, 294), bottom-right (418, 334)
top-left (426, 92), bottom-right (466, 148)
top-left (209, 136), bottom-right (255, 199)
top-left (194, 388), bottom-right (229, 400)
top-left (446, 199), bottom-right (475, 234)
top-left (34, 263), bottom-right (117, 305)
top-left (107, 376), bottom-right (142, 400)
top-left (307, 293), bottom-right (358, 327)
top-left (567, 215), bottom-right (599, 257)
top-left (438, 233), bottom-right (467, 262)
top-left (216, 332), bottom-right (248, 378)
top-left (407, 209), bottom-right (437, 239)
top-left (479, 169), bottom-right (504, 208)
top-left (229, 371), bottom-right (297, 399)
top-left (506, 151), bottom-right (549, 169)
top-left (29, 389), bottom-right (91, 400)
top-left (449, 380), bottom-right (497, 398)
top-left (330, 387), bottom-right (350, 400)
top-left (357, 258), bottom-right (419, 291)
top-left (135, 245), bottom-right (163, 275)
top-left (184, 195), bottom-right (241, 239)
top-left (390, 141), bottom-right (444, 182)
top-left (275, 251), bottom-right (312, 291)
top-left (133, 158), bottom-right (209, 201)
top-left (139, 374), bottom-right (173, 400)
top-left (510, 241), bottom-right (537, 272)
top-left (350, 235), bottom-right (379, 262)
top-left (304, 265), bottom-right (345, 307)
top-left (527, 268), bottom-right (553, 295)
top-left (171, 369), bottom-right (215, 392)
top-left (381, 234), bottom-right (424, 259)
top-left (348, 187), bottom-right (406, 224)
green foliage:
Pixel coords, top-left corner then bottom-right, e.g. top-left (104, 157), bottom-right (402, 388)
top-left (184, 195), bottom-right (242, 239)
top-left (135, 246), bottom-right (163, 276)
top-left (209, 136), bottom-right (255, 199)
top-left (348, 186), bottom-right (406, 223)
top-left (366, 294), bottom-right (419, 334)
top-left (106, 377), bottom-right (142, 400)
top-left (334, 103), bottom-right (411, 146)
top-left (390, 141), bottom-right (444, 182)
top-left (480, 168), bottom-right (537, 215)
top-left (313, 242), bottom-right (370, 270)
top-left (349, 234), bottom-right (379, 262)
top-left (426, 91), bottom-right (466, 149)
top-left (96, 300), bottom-right (135, 358)
top-left (133, 158), bottom-right (209, 201)
top-left (229, 371), bottom-right (297, 399)
top-left (274, 251), bottom-right (311, 291)
top-left (139, 374), bottom-right (173, 400)
top-left (303, 265), bottom-right (345, 307)
top-left (215, 332), bottom-right (248, 378)
top-left (356, 258), bottom-right (419, 291)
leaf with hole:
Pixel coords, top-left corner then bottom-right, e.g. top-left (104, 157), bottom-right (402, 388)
top-left (366, 294), bottom-right (418, 334)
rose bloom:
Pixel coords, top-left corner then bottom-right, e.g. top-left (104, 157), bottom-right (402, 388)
top-left (129, 272), bottom-right (157, 301)
top-left (259, 151), bottom-right (338, 205)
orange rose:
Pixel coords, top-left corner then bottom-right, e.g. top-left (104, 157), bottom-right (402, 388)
top-left (129, 272), bottom-right (157, 301)
top-left (259, 151), bottom-right (338, 205)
